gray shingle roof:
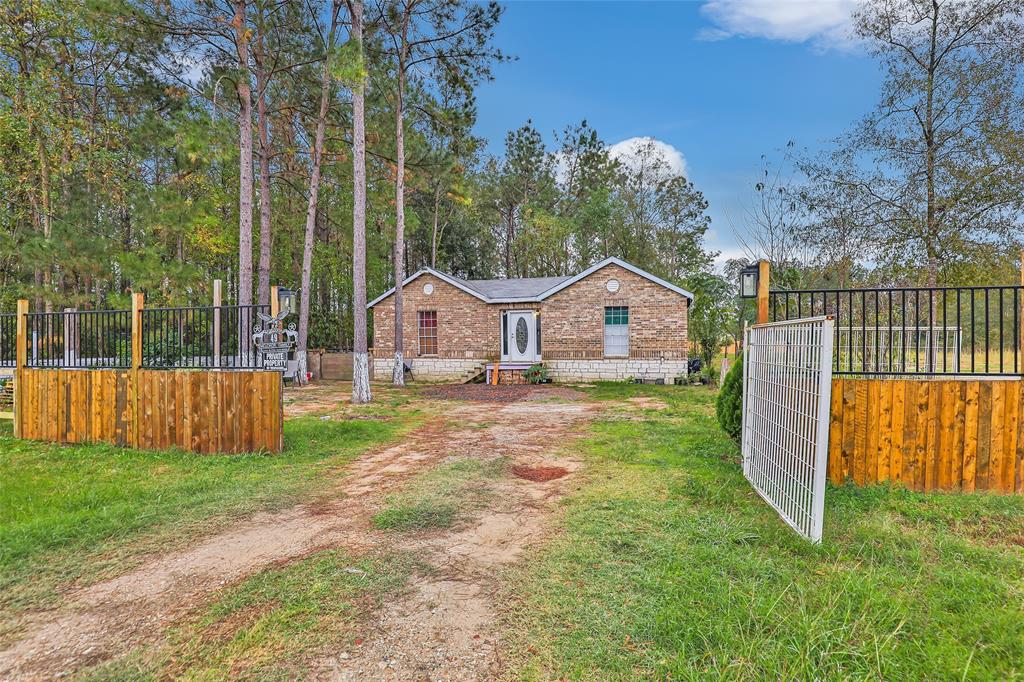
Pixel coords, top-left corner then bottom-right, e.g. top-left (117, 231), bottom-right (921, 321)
top-left (453, 275), bottom-right (571, 300)
top-left (366, 257), bottom-right (694, 308)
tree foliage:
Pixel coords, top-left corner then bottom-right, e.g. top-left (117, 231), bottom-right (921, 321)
top-left (0, 0), bottom-right (719, 352)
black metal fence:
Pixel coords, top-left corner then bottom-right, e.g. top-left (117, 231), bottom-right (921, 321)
top-left (0, 313), bottom-right (15, 368)
top-left (14, 304), bottom-right (275, 370)
top-left (769, 285), bottom-right (1024, 376)
top-left (25, 310), bottom-right (133, 368)
top-left (140, 304), bottom-right (270, 369)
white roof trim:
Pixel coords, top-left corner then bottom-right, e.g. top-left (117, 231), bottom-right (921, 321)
top-left (367, 257), bottom-right (694, 308)
top-left (533, 257), bottom-right (694, 301)
top-left (366, 267), bottom-right (488, 308)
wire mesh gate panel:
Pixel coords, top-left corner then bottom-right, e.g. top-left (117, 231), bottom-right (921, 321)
top-left (742, 316), bottom-right (835, 543)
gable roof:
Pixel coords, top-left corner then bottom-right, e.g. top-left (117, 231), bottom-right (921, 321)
top-left (366, 257), bottom-right (694, 308)
top-left (457, 275), bottom-right (571, 300)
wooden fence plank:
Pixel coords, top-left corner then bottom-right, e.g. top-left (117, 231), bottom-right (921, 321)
top-left (877, 380), bottom-right (892, 482)
top-left (1003, 383), bottom-right (1019, 494)
top-left (853, 381), bottom-right (868, 485)
top-left (978, 382), bottom-right (994, 491)
top-left (991, 382), bottom-right (1006, 493)
top-left (890, 381), bottom-right (905, 485)
top-left (902, 382), bottom-right (919, 488)
top-left (1016, 381), bottom-right (1024, 494)
top-left (963, 382), bottom-right (980, 492)
top-left (952, 382), bottom-right (966, 491)
top-left (866, 380), bottom-right (879, 484)
top-left (828, 379), bottom-right (843, 485)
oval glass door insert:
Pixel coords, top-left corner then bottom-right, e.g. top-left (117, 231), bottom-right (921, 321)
top-left (515, 317), bottom-right (529, 354)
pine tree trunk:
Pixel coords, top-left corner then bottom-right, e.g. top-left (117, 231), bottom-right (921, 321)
top-left (35, 130), bottom-right (52, 312)
top-left (925, 2), bottom-right (939, 289)
top-left (255, 30), bottom-right (273, 307)
top-left (233, 0), bottom-right (255, 309)
top-left (296, 0), bottom-right (341, 385)
top-left (350, 0), bottom-right (372, 404)
top-left (392, 12), bottom-right (411, 387)
top-left (431, 183), bottom-right (441, 269)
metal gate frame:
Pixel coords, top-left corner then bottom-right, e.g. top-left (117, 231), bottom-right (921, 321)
top-left (742, 316), bottom-right (835, 543)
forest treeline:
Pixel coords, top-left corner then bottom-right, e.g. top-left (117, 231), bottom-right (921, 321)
top-left (0, 0), bottom-right (714, 354)
top-left (2, 0), bottom-right (1024, 370)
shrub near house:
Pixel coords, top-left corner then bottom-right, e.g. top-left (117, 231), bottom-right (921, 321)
top-left (368, 257), bottom-right (693, 383)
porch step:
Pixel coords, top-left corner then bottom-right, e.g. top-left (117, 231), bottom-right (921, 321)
top-left (459, 362), bottom-right (487, 383)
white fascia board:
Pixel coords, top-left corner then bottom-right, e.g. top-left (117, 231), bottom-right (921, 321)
top-left (366, 268), bottom-right (489, 308)
top-left (367, 258), bottom-right (695, 308)
top-left (533, 257), bottom-right (695, 301)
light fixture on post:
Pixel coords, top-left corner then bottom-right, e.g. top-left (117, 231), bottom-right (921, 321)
top-left (739, 265), bottom-right (759, 299)
top-left (277, 288), bottom-right (296, 317)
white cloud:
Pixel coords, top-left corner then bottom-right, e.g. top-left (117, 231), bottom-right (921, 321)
top-left (698, 0), bottom-right (860, 51)
top-left (607, 137), bottom-right (688, 178)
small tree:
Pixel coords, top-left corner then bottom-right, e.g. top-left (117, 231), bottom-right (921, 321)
top-left (716, 352), bottom-right (743, 440)
top-left (687, 271), bottom-right (735, 370)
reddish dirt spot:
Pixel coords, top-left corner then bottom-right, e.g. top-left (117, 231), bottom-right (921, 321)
top-left (511, 464), bottom-right (569, 482)
top-left (422, 383), bottom-right (582, 403)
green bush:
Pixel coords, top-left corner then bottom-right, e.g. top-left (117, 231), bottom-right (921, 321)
top-left (524, 364), bottom-right (549, 384)
top-left (715, 352), bottom-right (743, 440)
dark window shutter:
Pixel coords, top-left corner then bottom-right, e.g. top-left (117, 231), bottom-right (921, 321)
top-left (501, 312), bottom-right (507, 355)
top-left (536, 314), bottom-right (542, 356)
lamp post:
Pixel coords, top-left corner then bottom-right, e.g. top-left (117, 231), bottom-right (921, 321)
top-left (277, 288), bottom-right (296, 317)
top-left (739, 265), bottom-right (759, 299)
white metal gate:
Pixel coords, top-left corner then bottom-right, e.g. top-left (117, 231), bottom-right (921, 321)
top-left (742, 316), bottom-right (834, 543)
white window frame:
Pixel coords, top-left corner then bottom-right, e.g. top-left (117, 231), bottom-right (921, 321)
top-left (603, 306), bottom-right (629, 358)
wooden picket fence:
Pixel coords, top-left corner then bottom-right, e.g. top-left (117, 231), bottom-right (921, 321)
top-left (828, 377), bottom-right (1023, 493)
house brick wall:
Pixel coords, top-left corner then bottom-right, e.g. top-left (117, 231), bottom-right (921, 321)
top-left (539, 264), bottom-right (688, 361)
top-left (369, 264), bottom-right (689, 382)
top-left (371, 273), bottom-right (523, 360)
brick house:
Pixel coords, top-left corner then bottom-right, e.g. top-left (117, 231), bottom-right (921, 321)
top-left (368, 257), bottom-right (692, 383)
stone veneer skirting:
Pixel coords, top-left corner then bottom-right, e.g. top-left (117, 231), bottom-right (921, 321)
top-left (372, 357), bottom-right (486, 383)
top-left (371, 357), bottom-right (688, 383)
top-left (544, 359), bottom-right (688, 383)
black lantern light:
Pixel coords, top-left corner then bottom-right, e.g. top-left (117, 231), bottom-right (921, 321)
top-left (277, 287), bottom-right (296, 316)
top-left (739, 264), bottom-right (759, 299)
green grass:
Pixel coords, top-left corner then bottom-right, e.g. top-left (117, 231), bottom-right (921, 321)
top-left (79, 549), bottom-right (414, 680)
top-left (373, 457), bottom-right (508, 532)
top-left (0, 408), bottom-right (422, 622)
top-left (505, 383), bottom-right (1024, 680)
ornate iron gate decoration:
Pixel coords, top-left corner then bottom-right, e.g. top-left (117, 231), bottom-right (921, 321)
top-left (253, 311), bottom-right (297, 372)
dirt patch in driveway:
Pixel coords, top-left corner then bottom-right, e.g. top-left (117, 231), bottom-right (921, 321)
top-left (0, 386), bottom-right (600, 680)
top-left (511, 464), bottom-right (569, 482)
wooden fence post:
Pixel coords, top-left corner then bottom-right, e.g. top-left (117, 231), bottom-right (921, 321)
top-left (213, 279), bottom-right (222, 368)
top-left (131, 292), bottom-right (144, 448)
top-left (63, 307), bottom-right (78, 366)
top-left (757, 260), bottom-right (771, 325)
top-left (14, 299), bottom-right (28, 437)
top-left (270, 285), bottom-right (280, 318)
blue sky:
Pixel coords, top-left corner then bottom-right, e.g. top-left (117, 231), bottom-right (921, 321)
top-left (471, 0), bottom-right (882, 269)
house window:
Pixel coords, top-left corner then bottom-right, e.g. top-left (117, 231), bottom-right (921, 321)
top-left (418, 311), bottom-right (437, 355)
top-left (604, 306), bottom-right (629, 357)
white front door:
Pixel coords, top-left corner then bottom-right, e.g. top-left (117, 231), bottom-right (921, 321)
top-left (505, 311), bottom-right (536, 362)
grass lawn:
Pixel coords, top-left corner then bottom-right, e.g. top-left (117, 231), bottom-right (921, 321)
top-left (505, 384), bottom-right (1024, 680)
top-left (0, 397), bottom-right (424, 626)
top-left (373, 456), bottom-right (508, 532)
top-left (80, 548), bottom-right (416, 681)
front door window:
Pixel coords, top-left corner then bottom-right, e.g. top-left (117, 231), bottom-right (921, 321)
top-left (505, 311), bottom-right (535, 362)
top-left (515, 317), bottom-right (529, 355)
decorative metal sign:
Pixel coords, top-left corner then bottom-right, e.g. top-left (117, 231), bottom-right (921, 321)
top-left (252, 311), bottom-right (297, 372)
